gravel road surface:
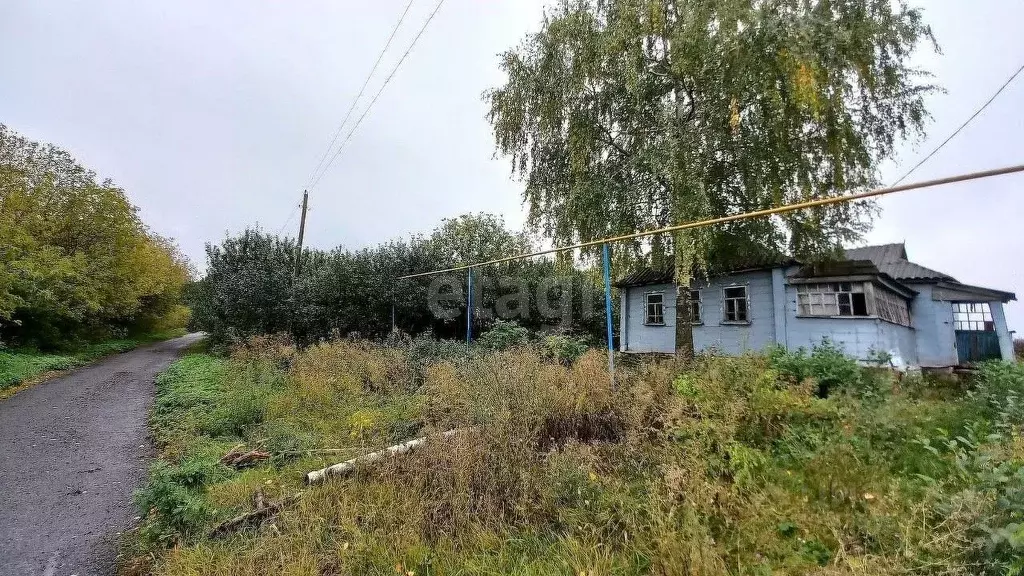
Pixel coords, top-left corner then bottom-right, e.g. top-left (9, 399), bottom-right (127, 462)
top-left (0, 334), bottom-right (203, 576)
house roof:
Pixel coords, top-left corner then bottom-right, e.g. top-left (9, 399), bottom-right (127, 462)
top-left (613, 255), bottom-right (797, 288)
top-left (843, 243), bottom-right (954, 282)
top-left (614, 267), bottom-right (674, 288)
top-left (616, 243), bottom-right (1013, 301)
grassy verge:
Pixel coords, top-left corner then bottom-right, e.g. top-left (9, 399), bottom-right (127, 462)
top-left (124, 336), bottom-right (1024, 576)
top-left (0, 329), bottom-right (188, 395)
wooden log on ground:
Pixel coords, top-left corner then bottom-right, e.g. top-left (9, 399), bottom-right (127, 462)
top-left (220, 445), bottom-right (271, 469)
top-left (304, 428), bottom-right (466, 485)
top-left (208, 492), bottom-right (301, 539)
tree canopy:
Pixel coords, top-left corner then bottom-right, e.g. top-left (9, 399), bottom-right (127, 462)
top-left (489, 0), bottom-right (936, 264)
top-left (0, 125), bottom-right (191, 347)
top-left (487, 0), bottom-right (937, 353)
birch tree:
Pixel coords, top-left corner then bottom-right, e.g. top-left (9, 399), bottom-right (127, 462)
top-left (487, 0), bottom-right (935, 356)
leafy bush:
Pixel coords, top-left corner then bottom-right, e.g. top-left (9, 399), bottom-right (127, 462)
top-left (475, 319), bottom-right (532, 351)
top-left (971, 360), bottom-right (1024, 430)
top-left (135, 456), bottom-right (227, 543)
top-left (769, 339), bottom-right (867, 398)
top-left (540, 334), bottom-right (590, 365)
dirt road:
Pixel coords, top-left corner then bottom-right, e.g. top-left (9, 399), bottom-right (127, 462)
top-left (0, 334), bottom-right (203, 576)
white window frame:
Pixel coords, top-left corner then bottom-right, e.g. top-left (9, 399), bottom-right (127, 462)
top-left (722, 285), bottom-right (749, 323)
top-left (796, 282), bottom-right (870, 317)
top-left (689, 289), bottom-right (702, 325)
top-left (644, 291), bottom-right (665, 325)
top-left (953, 302), bottom-right (994, 332)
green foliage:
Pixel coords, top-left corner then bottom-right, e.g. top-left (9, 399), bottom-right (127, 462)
top-left (487, 0), bottom-right (936, 287)
top-left (540, 334), bottom-right (590, 365)
top-left (769, 339), bottom-right (869, 398)
top-left (189, 214), bottom-right (611, 346)
top-left (971, 361), bottom-right (1024, 430)
top-left (0, 125), bottom-right (191, 348)
top-left (476, 319), bottom-right (532, 350)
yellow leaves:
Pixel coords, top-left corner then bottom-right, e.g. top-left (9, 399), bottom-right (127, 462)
top-left (792, 61), bottom-right (824, 118)
top-left (729, 97), bottom-right (741, 134)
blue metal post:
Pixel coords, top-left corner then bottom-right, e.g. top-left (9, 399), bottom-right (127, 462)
top-left (602, 243), bottom-right (615, 387)
top-left (466, 268), bottom-right (473, 345)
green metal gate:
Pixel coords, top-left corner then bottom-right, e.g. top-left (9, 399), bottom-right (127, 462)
top-left (955, 330), bottom-right (1001, 365)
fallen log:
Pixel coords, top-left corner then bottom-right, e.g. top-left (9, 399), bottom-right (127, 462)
top-left (220, 445), bottom-right (271, 469)
top-left (208, 492), bottom-right (301, 539)
top-left (304, 428), bottom-right (466, 485)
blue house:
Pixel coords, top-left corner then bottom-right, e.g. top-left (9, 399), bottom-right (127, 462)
top-left (615, 243), bottom-right (1016, 367)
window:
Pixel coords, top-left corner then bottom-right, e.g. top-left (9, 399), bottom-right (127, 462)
top-left (644, 292), bottom-right (664, 325)
top-left (797, 281), bottom-right (911, 327)
top-left (797, 283), bottom-right (869, 317)
top-left (953, 302), bottom-right (994, 331)
top-left (723, 286), bottom-right (748, 322)
top-left (689, 289), bottom-right (702, 324)
top-left (875, 288), bottom-right (911, 326)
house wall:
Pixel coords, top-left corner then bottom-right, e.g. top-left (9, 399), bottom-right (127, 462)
top-left (781, 294), bottom-right (918, 365)
top-left (778, 265), bottom-right (918, 365)
top-left (990, 302), bottom-right (1014, 362)
top-left (908, 284), bottom-right (958, 367)
top-left (622, 282), bottom-right (676, 353)
top-left (691, 270), bottom-right (777, 354)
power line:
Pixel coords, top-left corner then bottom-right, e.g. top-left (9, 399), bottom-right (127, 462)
top-left (276, 200), bottom-right (302, 236)
top-left (309, 0), bottom-right (447, 191)
top-left (891, 62), bottom-right (1024, 186)
top-left (398, 163), bottom-right (1024, 279)
top-left (305, 0), bottom-right (416, 189)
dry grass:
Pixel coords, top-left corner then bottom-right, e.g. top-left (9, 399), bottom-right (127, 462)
top-left (125, 338), bottom-right (1024, 576)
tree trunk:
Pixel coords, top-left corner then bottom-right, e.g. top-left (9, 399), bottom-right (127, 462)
top-left (673, 232), bottom-right (695, 360)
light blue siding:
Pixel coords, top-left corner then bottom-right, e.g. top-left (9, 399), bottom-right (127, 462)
top-left (621, 265), bottom-right (1011, 367)
top-left (781, 271), bottom-right (917, 365)
top-left (622, 282), bottom-right (676, 353)
top-left (990, 302), bottom-right (1015, 362)
top-left (908, 284), bottom-right (957, 367)
top-left (692, 271), bottom-right (777, 354)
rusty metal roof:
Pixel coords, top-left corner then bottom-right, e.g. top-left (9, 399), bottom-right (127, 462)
top-left (843, 243), bottom-right (954, 281)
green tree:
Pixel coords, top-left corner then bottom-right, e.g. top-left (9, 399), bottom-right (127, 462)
top-left (0, 124), bottom-right (191, 347)
top-left (487, 0), bottom-right (935, 356)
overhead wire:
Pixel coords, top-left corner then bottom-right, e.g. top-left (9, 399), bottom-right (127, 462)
top-left (305, 0), bottom-right (417, 189)
top-left (398, 163), bottom-right (1024, 279)
top-left (891, 61), bottom-right (1024, 186)
top-left (276, 201), bottom-right (302, 236)
top-left (308, 0), bottom-right (447, 191)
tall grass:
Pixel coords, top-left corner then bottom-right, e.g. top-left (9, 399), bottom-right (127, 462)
top-left (126, 337), bottom-right (1024, 576)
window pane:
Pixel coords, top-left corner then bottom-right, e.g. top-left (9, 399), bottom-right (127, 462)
top-left (852, 293), bottom-right (868, 316)
top-left (725, 287), bottom-right (745, 298)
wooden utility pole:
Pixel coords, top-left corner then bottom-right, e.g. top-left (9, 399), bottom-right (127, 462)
top-left (294, 190), bottom-right (308, 277)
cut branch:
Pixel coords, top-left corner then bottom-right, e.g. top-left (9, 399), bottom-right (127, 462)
top-left (304, 428), bottom-right (468, 485)
top-left (208, 492), bottom-right (302, 539)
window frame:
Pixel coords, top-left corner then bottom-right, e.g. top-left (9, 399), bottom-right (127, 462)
top-left (643, 291), bottom-right (666, 326)
top-left (689, 289), bottom-right (702, 325)
top-left (953, 302), bottom-right (994, 332)
top-left (796, 282), bottom-right (870, 318)
top-left (722, 285), bottom-right (750, 324)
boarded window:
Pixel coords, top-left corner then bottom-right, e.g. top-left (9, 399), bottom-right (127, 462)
top-left (874, 287), bottom-right (911, 326)
top-left (953, 302), bottom-right (994, 331)
top-left (723, 286), bottom-right (748, 322)
top-left (689, 289), bottom-right (702, 324)
top-left (645, 292), bottom-right (664, 325)
top-left (797, 282), bottom-right (868, 317)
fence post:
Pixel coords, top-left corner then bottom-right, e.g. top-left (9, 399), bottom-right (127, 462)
top-left (602, 243), bottom-right (615, 388)
top-left (466, 268), bottom-right (473, 345)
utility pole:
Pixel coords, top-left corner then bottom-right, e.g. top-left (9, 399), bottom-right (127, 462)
top-left (294, 190), bottom-right (308, 278)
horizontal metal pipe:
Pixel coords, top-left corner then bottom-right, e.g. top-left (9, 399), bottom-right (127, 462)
top-left (398, 164), bottom-right (1024, 280)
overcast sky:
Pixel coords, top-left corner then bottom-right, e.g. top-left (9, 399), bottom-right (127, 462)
top-left (2, 1), bottom-right (1022, 330)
